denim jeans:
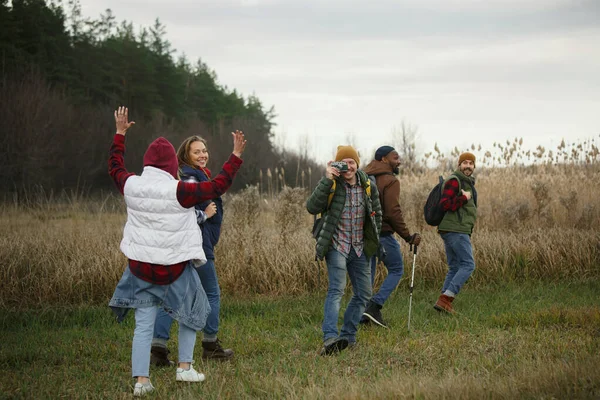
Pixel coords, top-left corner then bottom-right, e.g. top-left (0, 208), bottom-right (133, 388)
top-left (154, 259), bottom-right (221, 342)
top-left (440, 232), bottom-right (476, 296)
top-left (323, 248), bottom-right (371, 344)
top-left (132, 306), bottom-right (197, 377)
top-left (370, 234), bottom-right (404, 306)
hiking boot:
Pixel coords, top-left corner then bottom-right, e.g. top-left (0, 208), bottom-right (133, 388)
top-left (176, 364), bottom-right (206, 382)
top-left (133, 381), bottom-right (155, 397)
top-left (202, 339), bottom-right (234, 361)
top-left (319, 337), bottom-right (349, 356)
top-left (150, 345), bottom-right (174, 367)
top-left (359, 315), bottom-right (370, 325)
top-left (434, 294), bottom-right (455, 314)
top-left (362, 300), bottom-right (388, 328)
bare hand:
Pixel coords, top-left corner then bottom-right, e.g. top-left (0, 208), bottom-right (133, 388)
top-left (409, 233), bottom-right (422, 246)
top-left (231, 130), bottom-right (247, 157)
top-left (325, 161), bottom-right (340, 180)
top-left (114, 106), bottom-right (135, 136)
top-left (204, 202), bottom-right (217, 219)
top-left (461, 189), bottom-right (472, 200)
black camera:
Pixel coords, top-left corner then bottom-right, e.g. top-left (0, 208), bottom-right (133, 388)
top-left (331, 161), bottom-right (348, 172)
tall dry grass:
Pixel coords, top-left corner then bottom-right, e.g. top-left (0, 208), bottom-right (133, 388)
top-left (0, 163), bottom-right (599, 308)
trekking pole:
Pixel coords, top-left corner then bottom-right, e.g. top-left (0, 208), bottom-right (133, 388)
top-left (407, 243), bottom-right (418, 331)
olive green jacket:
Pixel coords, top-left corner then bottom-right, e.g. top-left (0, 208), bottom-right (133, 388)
top-left (306, 170), bottom-right (382, 260)
top-left (438, 170), bottom-right (477, 235)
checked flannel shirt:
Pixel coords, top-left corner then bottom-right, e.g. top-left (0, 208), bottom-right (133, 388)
top-left (331, 181), bottom-right (365, 258)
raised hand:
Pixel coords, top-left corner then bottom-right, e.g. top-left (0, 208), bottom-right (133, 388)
top-left (114, 106), bottom-right (135, 136)
top-left (325, 161), bottom-right (340, 180)
top-left (232, 130), bottom-right (247, 157)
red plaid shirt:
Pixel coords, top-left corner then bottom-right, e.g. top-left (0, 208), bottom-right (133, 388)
top-left (440, 178), bottom-right (468, 212)
top-left (109, 134), bottom-right (242, 284)
top-left (332, 182), bottom-right (365, 257)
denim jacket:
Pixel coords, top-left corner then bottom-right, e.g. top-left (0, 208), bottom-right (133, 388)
top-left (109, 262), bottom-right (211, 331)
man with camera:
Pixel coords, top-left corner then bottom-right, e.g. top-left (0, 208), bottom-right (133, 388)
top-left (306, 145), bottom-right (382, 355)
top-left (361, 146), bottom-right (421, 328)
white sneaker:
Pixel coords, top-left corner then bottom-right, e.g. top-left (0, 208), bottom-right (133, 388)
top-left (176, 365), bottom-right (206, 382)
top-left (133, 381), bottom-right (155, 397)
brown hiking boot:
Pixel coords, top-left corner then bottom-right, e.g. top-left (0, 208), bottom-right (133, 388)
top-left (202, 339), bottom-right (234, 361)
top-left (150, 345), bottom-right (174, 367)
top-left (434, 294), bottom-right (455, 314)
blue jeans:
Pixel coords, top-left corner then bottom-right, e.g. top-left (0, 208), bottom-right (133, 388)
top-left (440, 232), bottom-right (475, 296)
top-left (323, 248), bottom-right (372, 344)
top-left (154, 259), bottom-right (221, 342)
top-left (370, 234), bottom-right (404, 306)
top-left (132, 306), bottom-right (197, 377)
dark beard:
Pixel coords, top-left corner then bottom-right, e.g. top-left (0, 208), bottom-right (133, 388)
top-left (392, 166), bottom-right (400, 175)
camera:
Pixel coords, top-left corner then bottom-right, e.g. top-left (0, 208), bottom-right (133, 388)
top-left (331, 161), bottom-right (348, 172)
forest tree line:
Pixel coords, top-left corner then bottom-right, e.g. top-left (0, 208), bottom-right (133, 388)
top-left (0, 0), bottom-right (321, 195)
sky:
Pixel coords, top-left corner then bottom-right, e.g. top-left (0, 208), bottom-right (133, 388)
top-left (77, 0), bottom-right (600, 164)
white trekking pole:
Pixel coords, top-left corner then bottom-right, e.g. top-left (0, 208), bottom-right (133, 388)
top-left (407, 243), bottom-right (418, 331)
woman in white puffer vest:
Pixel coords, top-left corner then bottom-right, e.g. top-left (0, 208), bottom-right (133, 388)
top-left (107, 107), bottom-right (246, 397)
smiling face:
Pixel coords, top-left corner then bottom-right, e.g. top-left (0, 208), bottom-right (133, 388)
top-left (189, 140), bottom-right (209, 168)
top-left (459, 159), bottom-right (475, 176)
top-left (340, 158), bottom-right (358, 183)
top-left (382, 150), bottom-right (401, 174)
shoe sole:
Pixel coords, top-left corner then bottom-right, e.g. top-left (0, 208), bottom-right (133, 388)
top-left (321, 338), bottom-right (349, 355)
top-left (362, 312), bottom-right (389, 329)
top-left (176, 375), bottom-right (206, 382)
top-left (433, 304), bottom-right (454, 314)
top-left (150, 358), bottom-right (174, 367)
top-left (202, 354), bottom-right (234, 361)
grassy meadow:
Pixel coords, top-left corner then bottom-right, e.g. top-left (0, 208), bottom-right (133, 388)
top-left (0, 141), bottom-right (599, 398)
top-left (1, 282), bottom-right (599, 399)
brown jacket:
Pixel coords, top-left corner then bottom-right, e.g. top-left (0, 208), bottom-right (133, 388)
top-left (363, 160), bottom-right (411, 241)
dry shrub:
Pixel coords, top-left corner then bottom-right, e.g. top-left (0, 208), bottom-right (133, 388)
top-left (0, 163), bottom-right (599, 307)
top-left (216, 185), bottom-right (319, 296)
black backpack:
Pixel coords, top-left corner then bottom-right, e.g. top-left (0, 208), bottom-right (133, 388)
top-left (423, 175), bottom-right (459, 226)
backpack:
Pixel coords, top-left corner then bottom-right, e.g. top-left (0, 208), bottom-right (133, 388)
top-left (423, 174), bottom-right (460, 226)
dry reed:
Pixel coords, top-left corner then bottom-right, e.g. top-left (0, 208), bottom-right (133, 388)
top-left (0, 162), bottom-right (598, 307)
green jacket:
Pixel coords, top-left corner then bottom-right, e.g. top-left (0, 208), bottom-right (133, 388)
top-left (306, 170), bottom-right (382, 260)
top-left (438, 170), bottom-right (477, 235)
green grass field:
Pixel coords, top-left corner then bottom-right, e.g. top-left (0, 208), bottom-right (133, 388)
top-left (1, 281), bottom-right (599, 399)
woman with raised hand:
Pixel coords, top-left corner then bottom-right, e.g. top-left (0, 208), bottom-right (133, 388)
top-left (107, 107), bottom-right (246, 397)
top-left (151, 135), bottom-right (234, 366)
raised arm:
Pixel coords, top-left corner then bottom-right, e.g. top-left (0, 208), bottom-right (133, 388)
top-left (177, 130), bottom-right (246, 208)
top-left (108, 107), bottom-right (136, 194)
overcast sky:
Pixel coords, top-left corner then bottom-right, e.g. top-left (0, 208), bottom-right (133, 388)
top-left (78, 0), bottom-right (600, 163)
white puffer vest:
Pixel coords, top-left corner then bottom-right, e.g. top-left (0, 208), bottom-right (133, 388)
top-left (120, 166), bottom-right (207, 267)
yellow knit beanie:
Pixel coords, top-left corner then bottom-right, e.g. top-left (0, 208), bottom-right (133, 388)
top-left (334, 145), bottom-right (360, 167)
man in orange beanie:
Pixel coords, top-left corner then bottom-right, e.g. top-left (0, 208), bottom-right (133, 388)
top-left (306, 145), bottom-right (382, 355)
top-left (434, 152), bottom-right (477, 314)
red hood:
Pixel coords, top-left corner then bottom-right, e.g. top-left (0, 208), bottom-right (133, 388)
top-left (143, 137), bottom-right (178, 179)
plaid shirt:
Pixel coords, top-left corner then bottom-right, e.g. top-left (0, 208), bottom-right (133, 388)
top-left (108, 134), bottom-right (242, 284)
top-left (332, 181), bottom-right (365, 257)
top-left (440, 178), bottom-right (468, 212)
